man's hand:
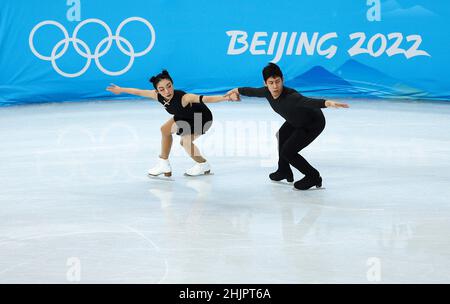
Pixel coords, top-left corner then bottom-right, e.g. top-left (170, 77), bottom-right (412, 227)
top-left (227, 92), bottom-right (240, 101)
top-left (224, 89), bottom-right (240, 101)
top-left (226, 88), bottom-right (240, 97)
top-left (325, 100), bottom-right (349, 108)
top-left (106, 83), bottom-right (122, 95)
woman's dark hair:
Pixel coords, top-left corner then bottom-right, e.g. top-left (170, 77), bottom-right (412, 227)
top-left (149, 70), bottom-right (173, 89)
top-left (262, 63), bottom-right (283, 82)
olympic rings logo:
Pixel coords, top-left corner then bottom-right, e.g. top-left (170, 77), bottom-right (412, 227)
top-left (29, 17), bottom-right (155, 78)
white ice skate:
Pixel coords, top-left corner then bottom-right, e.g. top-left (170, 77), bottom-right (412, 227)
top-left (184, 161), bottom-right (211, 176)
top-left (147, 157), bottom-right (172, 177)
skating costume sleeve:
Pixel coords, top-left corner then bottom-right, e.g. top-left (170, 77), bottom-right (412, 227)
top-left (290, 91), bottom-right (326, 109)
top-left (238, 87), bottom-right (266, 98)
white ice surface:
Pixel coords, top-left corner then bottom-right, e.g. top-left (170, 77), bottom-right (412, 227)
top-left (1, 98), bottom-right (449, 283)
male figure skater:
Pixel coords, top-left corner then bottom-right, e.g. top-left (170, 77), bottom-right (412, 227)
top-left (227, 63), bottom-right (349, 190)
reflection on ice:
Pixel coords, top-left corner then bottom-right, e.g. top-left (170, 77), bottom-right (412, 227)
top-left (1, 98), bottom-right (450, 283)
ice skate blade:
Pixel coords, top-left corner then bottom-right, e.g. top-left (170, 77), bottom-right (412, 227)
top-left (270, 180), bottom-right (294, 186)
top-left (293, 186), bottom-right (326, 191)
top-left (184, 170), bottom-right (213, 177)
top-left (147, 173), bottom-right (174, 181)
top-left (147, 171), bottom-right (171, 177)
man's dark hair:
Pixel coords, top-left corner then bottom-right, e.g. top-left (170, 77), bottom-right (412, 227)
top-left (149, 70), bottom-right (173, 89)
top-left (262, 63), bottom-right (283, 82)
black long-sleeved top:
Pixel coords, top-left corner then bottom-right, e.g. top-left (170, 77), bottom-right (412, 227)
top-left (238, 86), bottom-right (326, 128)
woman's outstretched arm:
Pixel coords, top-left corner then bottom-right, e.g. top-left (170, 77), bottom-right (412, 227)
top-left (106, 83), bottom-right (158, 100)
top-left (181, 92), bottom-right (240, 107)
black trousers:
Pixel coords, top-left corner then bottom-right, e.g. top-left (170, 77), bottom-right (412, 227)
top-left (276, 119), bottom-right (325, 177)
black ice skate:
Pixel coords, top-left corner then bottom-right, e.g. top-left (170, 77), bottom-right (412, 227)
top-left (294, 175), bottom-right (322, 190)
top-left (269, 170), bottom-right (294, 183)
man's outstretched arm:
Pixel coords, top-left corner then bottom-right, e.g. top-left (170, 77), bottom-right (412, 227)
top-left (293, 92), bottom-right (349, 109)
top-left (226, 87), bottom-right (266, 98)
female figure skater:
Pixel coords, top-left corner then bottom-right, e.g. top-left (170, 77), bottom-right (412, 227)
top-left (107, 70), bottom-right (239, 177)
top-left (227, 63), bottom-right (349, 190)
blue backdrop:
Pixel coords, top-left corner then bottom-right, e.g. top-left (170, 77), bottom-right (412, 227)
top-left (1, 0), bottom-right (449, 106)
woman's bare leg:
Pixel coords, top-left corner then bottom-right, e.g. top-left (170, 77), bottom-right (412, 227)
top-left (160, 118), bottom-right (176, 159)
top-left (180, 134), bottom-right (206, 163)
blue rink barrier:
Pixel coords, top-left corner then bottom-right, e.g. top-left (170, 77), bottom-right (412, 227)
top-left (0, 0), bottom-right (449, 105)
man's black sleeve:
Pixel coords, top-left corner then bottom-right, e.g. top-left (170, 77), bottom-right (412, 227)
top-left (238, 87), bottom-right (266, 98)
top-left (292, 92), bottom-right (327, 108)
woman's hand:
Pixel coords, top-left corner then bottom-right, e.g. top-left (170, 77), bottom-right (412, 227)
top-left (106, 83), bottom-right (122, 95)
top-left (325, 100), bottom-right (349, 108)
top-left (226, 88), bottom-right (240, 97)
top-left (226, 92), bottom-right (240, 101)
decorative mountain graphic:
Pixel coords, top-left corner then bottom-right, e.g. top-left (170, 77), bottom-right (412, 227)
top-left (335, 59), bottom-right (399, 87)
top-left (286, 59), bottom-right (429, 98)
top-left (334, 59), bottom-right (427, 98)
top-left (286, 66), bottom-right (352, 88)
top-left (382, 0), bottom-right (437, 18)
